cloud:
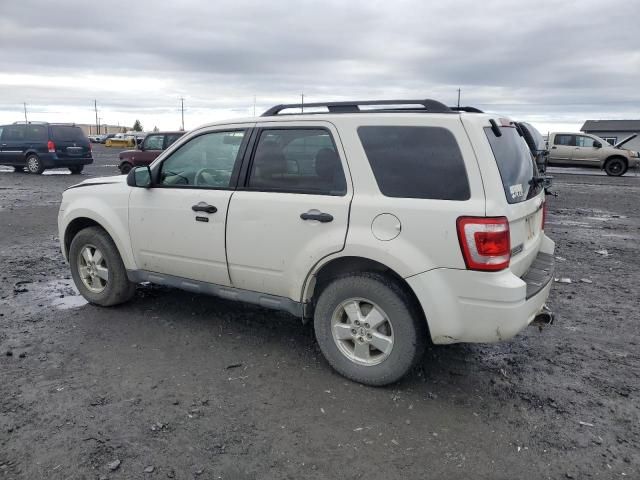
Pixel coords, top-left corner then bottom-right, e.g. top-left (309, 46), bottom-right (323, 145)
top-left (0, 0), bottom-right (638, 131)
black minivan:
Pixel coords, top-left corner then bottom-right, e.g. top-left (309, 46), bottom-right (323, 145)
top-left (0, 122), bottom-right (93, 174)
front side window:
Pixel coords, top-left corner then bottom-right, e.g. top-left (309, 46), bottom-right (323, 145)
top-left (358, 126), bottom-right (470, 200)
top-left (554, 134), bottom-right (574, 146)
top-left (144, 134), bottom-right (164, 150)
top-left (576, 136), bottom-right (595, 147)
top-left (248, 129), bottom-right (347, 195)
top-left (159, 130), bottom-right (245, 188)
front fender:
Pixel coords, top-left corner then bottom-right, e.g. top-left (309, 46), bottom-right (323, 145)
top-left (58, 189), bottom-right (136, 270)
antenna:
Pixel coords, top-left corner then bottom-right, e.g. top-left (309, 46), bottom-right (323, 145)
top-left (180, 97), bottom-right (185, 131)
top-left (23, 102), bottom-right (28, 123)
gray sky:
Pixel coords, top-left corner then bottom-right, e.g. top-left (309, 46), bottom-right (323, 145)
top-left (1, 0), bottom-right (638, 133)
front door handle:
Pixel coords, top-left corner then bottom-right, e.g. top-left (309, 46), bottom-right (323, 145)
top-left (192, 203), bottom-right (217, 214)
top-left (300, 211), bottom-right (333, 223)
top-left (551, 146), bottom-right (557, 149)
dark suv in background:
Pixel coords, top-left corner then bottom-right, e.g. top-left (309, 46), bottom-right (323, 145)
top-left (118, 131), bottom-right (184, 173)
top-left (0, 122), bottom-right (93, 174)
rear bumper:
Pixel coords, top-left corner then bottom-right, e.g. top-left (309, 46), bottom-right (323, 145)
top-left (407, 234), bottom-right (555, 344)
top-left (41, 153), bottom-right (93, 168)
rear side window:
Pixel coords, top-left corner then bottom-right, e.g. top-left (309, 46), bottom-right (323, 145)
top-left (1, 125), bottom-right (25, 141)
top-left (357, 126), bottom-right (470, 200)
top-left (484, 127), bottom-right (541, 204)
top-left (554, 134), bottom-right (573, 146)
top-left (26, 125), bottom-right (48, 141)
top-left (248, 129), bottom-right (347, 195)
top-left (51, 126), bottom-right (86, 143)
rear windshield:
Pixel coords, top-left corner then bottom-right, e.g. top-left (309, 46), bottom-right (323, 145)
top-left (51, 126), bottom-right (87, 143)
top-left (358, 126), bottom-right (470, 200)
top-left (484, 126), bottom-right (541, 204)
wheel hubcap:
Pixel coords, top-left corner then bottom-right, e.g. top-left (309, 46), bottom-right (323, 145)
top-left (331, 298), bottom-right (394, 366)
top-left (77, 244), bottom-right (109, 293)
top-left (27, 157), bottom-right (38, 171)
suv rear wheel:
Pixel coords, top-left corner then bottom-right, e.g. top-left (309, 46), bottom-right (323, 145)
top-left (25, 154), bottom-right (44, 174)
top-left (604, 157), bottom-right (627, 176)
top-left (69, 226), bottom-right (136, 306)
top-left (314, 273), bottom-right (426, 386)
top-left (69, 166), bottom-right (84, 175)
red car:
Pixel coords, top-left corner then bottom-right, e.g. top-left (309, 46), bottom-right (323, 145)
top-left (118, 131), bottom-right (184, 174)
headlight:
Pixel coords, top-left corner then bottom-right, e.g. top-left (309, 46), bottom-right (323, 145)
top-left (631, 151), bottom-right (640, 158)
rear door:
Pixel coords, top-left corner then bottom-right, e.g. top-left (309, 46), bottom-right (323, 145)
top-left (548, 134), bottom-right (574, 165)
top-left (226, 122), bottom-right (352, 300)
top-left (0, 125), bottom-right (27, 164)
top-left (483, 124), bottom-right (545, 276)
top-left (50, 126), bottom-right (91, 160)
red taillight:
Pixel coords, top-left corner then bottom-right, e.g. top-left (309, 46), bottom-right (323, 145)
top-left (457, 217), bottom-right (510, 271)
top-left (541, 201), bottom-right (547, 231)
top-left (47, 140), bottom-right (55, 153)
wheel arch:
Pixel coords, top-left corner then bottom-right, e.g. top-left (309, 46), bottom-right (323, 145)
top-left (603, 154), bottom-right (628, 167)
top-left (302, 255), bottom-right (428, 332)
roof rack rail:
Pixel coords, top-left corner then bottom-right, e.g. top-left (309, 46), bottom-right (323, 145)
top-left (449, 106), bottom-right (484, 113)
top-left (13, 121), bottom-right (49, 125)
top-left (261, 99), bottom-right (452, 116)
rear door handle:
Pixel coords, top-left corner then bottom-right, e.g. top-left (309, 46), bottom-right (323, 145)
top-left (192, 203), bottom-right (217, 214)
top-left (300, 211), bottom-right (333, 223)
top-left (551, 146), bottom-right (557, 149)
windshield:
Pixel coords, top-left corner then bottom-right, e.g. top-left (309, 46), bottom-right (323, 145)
top-left (484, 126), bottom-right (542, 204)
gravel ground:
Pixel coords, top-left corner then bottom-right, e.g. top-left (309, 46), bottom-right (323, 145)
top-left (0, 145), bottom-right (638, 479)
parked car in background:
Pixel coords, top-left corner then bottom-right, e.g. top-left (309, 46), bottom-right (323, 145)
top-left (100, 133), bottom-right (117, 144)
top-left (59, 99), bottom-right (554, 386)
top-left (105, 134), bottom-right (137, 148)
top-left (547, 132), bottom-right (639, 176)
top-left (516, 122), bottom-right (549, 173)
top-left (118, 131), bottom-right (184, 173)
top-left (88, 135), bottom-right (103, 143)
top-left (0, 121), bottom-right (93, 174)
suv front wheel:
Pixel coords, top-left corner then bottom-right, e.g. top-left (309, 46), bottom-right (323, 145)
top-left (314, 273), bottom-right (426, 386)
top-left (604, 157), bottom-right (627, 176)
top-left (69, 226), bottom-right (136, 306)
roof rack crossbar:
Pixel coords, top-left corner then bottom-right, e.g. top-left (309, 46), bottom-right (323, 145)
top-left (261, 99), bottom-right (452, 116)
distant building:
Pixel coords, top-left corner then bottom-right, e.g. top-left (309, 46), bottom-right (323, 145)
top-left (581, 120), bottom-right (640, 151)
top-left (77, 124), bottom-right (124, 136)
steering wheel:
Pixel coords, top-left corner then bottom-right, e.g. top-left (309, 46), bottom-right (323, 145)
top-left (194, 168), bottom-right (228, 186)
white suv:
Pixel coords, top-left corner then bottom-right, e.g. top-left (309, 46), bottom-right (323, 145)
top-left (58, 99), bottom-right (555, 386)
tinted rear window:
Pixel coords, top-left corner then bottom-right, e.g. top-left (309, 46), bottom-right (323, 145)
top-left (51, 126), bottom-right (87, 143)
top-left (357, 126), bottom-right (470, 200)
top-left (484, 126), bottom-right (541, 204)
top-left (26, 125), bottom-right (48, 141)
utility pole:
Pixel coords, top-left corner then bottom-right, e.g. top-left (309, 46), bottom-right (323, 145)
top-left (301, 92), bottom-right (304, 113)
top-left (253, 95), bottom-right (256, 117)
top-left (23, 102), bottom-right (28, 123)
top-left (180, 97), bottom-right (185, 131)
top-left (457, 88), bottom-right (461, 108)
top-left (94, 100), bottom-right (98, 135)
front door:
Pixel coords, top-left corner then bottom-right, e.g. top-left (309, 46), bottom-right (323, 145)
top-left (128, 127), bottom-right (251, 285)
top-left (572, 135), bottom-right (601, 166)
top-left (226, 123), bottom-right (352, 300)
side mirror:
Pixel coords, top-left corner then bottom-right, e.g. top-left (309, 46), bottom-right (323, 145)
top-left (593, 141), bottom-right (602, 148)
top-left (127, 166), bottom-right (152, 188)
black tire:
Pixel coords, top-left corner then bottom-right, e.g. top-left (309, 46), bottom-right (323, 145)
top-left (69, 166), bottom-right (84, 174)
top-left (69, 226), bottom-right (136, 306)
top-left (314, 272), bottom-right (426, 386)
top-left (119, 162), bottom-right (132, 174)
top-left (13, 166), bottom-right (25, 173)
top-left (25, 154), bottom-right (44, 174)
top-left (604, 157), bottom-right (627, 176)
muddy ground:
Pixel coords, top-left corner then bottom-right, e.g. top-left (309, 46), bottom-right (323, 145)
top-left (1, 146), bottom-right (639, 479)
